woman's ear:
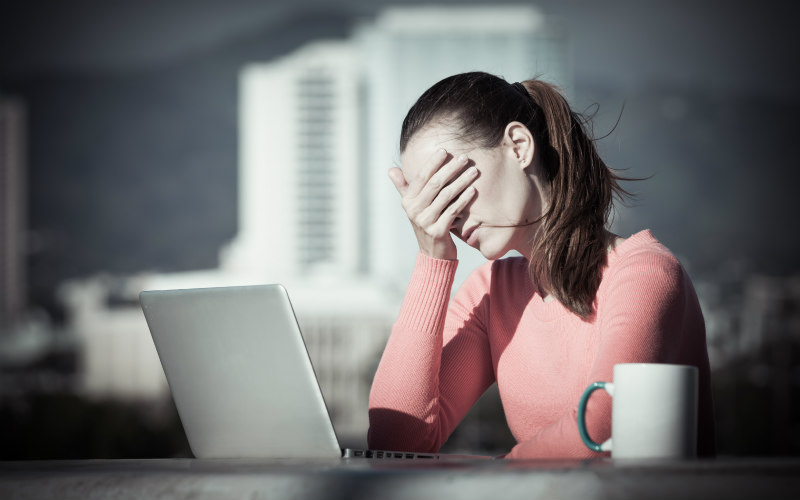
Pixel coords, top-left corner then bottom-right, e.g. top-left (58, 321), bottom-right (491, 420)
top-left (503, 121), bottom-right (535, 169)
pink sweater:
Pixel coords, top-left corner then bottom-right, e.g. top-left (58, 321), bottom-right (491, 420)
top-left (368, 230), bottom-right (715, 458)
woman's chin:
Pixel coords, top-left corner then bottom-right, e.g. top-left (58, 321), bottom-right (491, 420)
top-left (476, 243), bottom-right (509, 260)
top-left (471, 229), bottom-right (519, 260)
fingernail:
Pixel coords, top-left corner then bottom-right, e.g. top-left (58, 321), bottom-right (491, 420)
top-left (457, 153), bottom-right (468, 163)
top-left (468, 166), bottom-right (478, 176)
top-left (436, 148), bottom-right (447, 159)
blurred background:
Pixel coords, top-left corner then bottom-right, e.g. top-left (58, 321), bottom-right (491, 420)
top-left (1, 0), bottom-right (798, 459)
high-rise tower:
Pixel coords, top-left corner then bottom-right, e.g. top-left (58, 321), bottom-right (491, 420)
top-left (223, 41), bottom-right (361, 286)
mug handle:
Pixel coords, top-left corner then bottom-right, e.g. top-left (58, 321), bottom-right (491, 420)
top-left (577, 381), bottom-right (614, 453)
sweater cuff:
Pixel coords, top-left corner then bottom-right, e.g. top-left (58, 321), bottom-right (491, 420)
top-left (396, 252), bottom-right (459, 334)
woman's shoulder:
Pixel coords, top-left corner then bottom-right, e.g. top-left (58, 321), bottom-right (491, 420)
top-left (609, 230), bottom-right (682, 273)
top-left (598, 230), bottom-right (704, 330)
top-left (603, 229), bottom-right (690, 297)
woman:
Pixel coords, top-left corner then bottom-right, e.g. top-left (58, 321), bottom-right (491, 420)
top-left (367, 71), bottom-right (715, 459)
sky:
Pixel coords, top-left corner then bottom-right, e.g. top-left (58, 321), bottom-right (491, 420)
top-left (1, 0), bottom-right (799, 310)
top-left (3, 0), bottom-right (797, 97)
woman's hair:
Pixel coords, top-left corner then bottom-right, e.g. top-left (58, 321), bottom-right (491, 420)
top-left (400, 71), bottom-right (633, 319)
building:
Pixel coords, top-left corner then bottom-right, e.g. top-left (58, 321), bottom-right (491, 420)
top-left (223, 41), bottom-right (363, 284)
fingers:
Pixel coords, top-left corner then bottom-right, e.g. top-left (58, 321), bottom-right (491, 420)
top-left (405, 163), bottom-right (478, 235)
top-left (388, 167), bottom-right (408, 196)
top-left (417, 148), bottom-right (449, 187)
top-left (432, 184), bottom-right (476, 235)
top-left (428, 164), bottom-right (478, 216)
top-left (391, 147), bottom-right (479, 260)
top-left (418, 165), bottom-right (477, 233)
top-left (411, 153), bottom-right (472, 211)
top-left (404, 148), bottom-right (450, 198)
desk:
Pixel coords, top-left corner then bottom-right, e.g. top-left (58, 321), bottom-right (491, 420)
top-left (1, 457), bottom-right (798, 499)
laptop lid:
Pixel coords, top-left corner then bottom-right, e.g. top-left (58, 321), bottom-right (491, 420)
top-left (139, 284), bottom-right (342, 459)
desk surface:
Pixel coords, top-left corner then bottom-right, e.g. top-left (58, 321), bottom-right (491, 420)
top-left (2, 457), bottom-right (799, 500)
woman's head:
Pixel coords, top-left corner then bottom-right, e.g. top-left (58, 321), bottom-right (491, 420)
top-left (400, 118), bottom-right (545, 261)
top-left (399, 71), bottom-right (632, 318)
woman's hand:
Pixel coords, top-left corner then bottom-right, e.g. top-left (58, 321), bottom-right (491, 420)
top-left (388, 148), bottom-right (478, 260)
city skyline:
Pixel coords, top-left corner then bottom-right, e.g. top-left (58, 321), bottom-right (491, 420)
top-left (2, 1), bottom-right (793, 387)
top-left (2, 2), bottom-right (798, 315)
top-left (1, 1), bottom-right (798, 458)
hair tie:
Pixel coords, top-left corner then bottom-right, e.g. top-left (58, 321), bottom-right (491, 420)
top-left (511, 82), bottom-right (530, 99)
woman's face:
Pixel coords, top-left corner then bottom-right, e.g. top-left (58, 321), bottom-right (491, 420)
top-left (400, 123), bottom-right (545, 260)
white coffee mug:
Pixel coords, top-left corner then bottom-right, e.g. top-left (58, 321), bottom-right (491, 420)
top-left (577, 363), bottom-right (699, 459)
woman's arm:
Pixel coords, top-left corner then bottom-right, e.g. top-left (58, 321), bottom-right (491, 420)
top-left (506, 250), bottom-right (703, 459)
top-left (369, 143), bottom-right (487, 452)
top-left (368, 253), bottom-right (495, 453)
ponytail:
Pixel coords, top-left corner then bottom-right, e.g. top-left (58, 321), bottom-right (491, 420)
top-left (518, 80), bottom-right (630, 318)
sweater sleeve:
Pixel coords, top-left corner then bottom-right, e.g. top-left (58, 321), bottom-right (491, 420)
top-left (506, 249), bottom-right (701, 459)
top-left (368, 253), bottom-right (495, 453)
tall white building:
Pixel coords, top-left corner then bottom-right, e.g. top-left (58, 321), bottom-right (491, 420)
top-left (223, 41), bottom-right (362, 286)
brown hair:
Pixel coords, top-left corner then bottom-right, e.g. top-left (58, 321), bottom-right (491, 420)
top-left (400, 71), bottom-right (633, 318)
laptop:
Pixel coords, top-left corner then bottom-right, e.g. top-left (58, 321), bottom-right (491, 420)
top-left (139, 284), bottom-right (490, 460)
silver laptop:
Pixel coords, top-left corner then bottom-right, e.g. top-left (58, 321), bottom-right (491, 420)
top-left (140, 284), bottom-right (488, 460)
